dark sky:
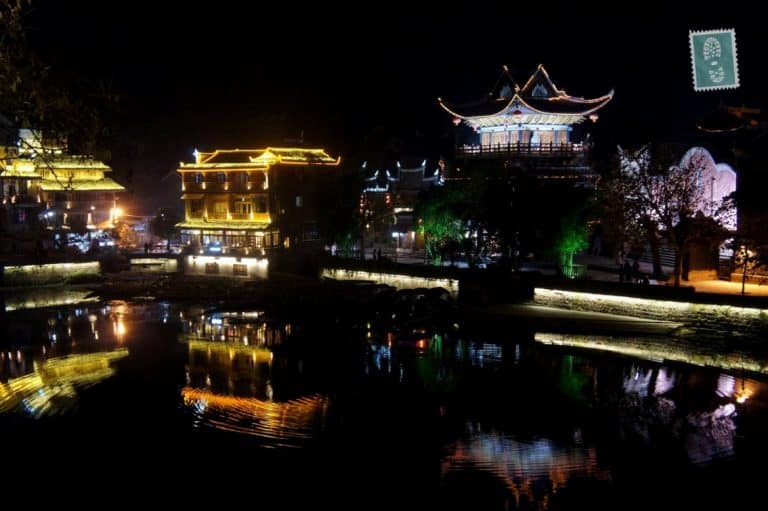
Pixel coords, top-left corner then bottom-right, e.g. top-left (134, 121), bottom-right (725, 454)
top-left (26, 2), bottom-right (766, 213)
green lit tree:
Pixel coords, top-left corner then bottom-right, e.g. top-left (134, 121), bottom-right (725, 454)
top-left (416, 188), bottom-right (464, 266)
top-left (554, 214), bottom-right (589, 278)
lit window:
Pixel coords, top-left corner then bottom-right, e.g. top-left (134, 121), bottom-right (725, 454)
top-left (217, 173), bottom-right (226, 184)
top-left (195, 173), bottom-right (203, 184)
top-left (295, 196), bottom-right (303, 207)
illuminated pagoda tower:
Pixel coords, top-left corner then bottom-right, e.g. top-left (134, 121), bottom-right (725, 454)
top-left (177, 147), bottom-right (340, 255)
top-left (0, 129), bottom-right (125, 246)
top-left (439, 64), bottom-right (613, 181)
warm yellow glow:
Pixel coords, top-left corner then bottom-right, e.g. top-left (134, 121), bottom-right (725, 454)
top-left (734, 378), bottom-right (758, 403)
top-left (181, 387), bottom-right (328, 440)
top-left (113, 318), bottom-right (126, 339)
top-left (185, 255), bottom-right (268, 278)
top-left (0, 349), bottom-right (128, 416)
top-left (187, 340), bottom-right (273, 362)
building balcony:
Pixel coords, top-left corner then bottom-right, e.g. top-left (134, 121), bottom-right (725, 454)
top-left (456, 142), bottom-right (586, 159)
top-left (2, 194), bottom-right (40, 206)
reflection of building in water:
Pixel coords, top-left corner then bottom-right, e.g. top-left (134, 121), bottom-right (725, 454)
top-left (442, 427), bottom-right (611, 507)
top-left (468, 343), bottom-right (503, 368)
top-left (0, 349), bottom-right (128, 417)
top-left (180, 309), bottom-right (327, 445)
top-left (181, 310), bottom-right (282, 347)
top-left (623, 365), bottom-right (654, 396)
top-left (3, 286), bottom-right (99, 312)
top-left (181, 388), bottom-right (328, 445)
top-left (187, 340), bottom-right (274, 397)
top-left (1, 304), bottom-right (132, 381)
top-left (181, 310), bottom-right (283, 396)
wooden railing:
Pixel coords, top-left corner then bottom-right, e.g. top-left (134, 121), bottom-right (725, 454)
top-left (457, 142), bottom-right (585, 158)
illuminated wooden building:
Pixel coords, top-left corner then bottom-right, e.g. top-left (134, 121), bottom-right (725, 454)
top-left (0, 130), bottom-right (124, 235)
top-left (177, 147), bottom-right (340, 253)
top-left (439, 65), bottom-right (612, 181)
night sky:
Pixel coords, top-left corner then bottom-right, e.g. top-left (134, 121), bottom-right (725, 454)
top-left (26, 2), bottom-right (766, 213)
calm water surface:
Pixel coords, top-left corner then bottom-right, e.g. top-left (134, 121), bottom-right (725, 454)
top-left (1, 300), bottom-right (767, 509)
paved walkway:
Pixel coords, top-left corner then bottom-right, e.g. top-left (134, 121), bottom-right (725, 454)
top-left (357, 249), bottom-right (768, 297)
top-left (573, 254), bottom-right (768, 297)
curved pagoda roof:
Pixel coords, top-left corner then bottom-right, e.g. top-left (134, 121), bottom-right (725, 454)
top-left (182, 147), bottom-right (340, 169)
top-left (697, 105), bottom-right (759, 133)
top-left (438, 64), bottom-right (613, 128)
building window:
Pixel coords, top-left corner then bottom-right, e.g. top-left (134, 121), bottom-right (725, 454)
top-left (15, 209), bottom-right (26, 224)
top-left (234, 201), bottom-right (252, 215)
top-left (233, 263), bottom-right (248, 276)
top-left (213, 202), bottom-right (227, 218)
top-left (195, 173), bottom-right (203, 184)
top-left (217, 173), bottom-right (226, 184)
top-left (295, 195), bottom-right (303, 207)
top-left (303, 222), bottom-right (319, 241)
top-left (539, 131), bottom-right (554, 146)
top-left (255, 196), bottom-right (267, 213)
top-left (190, 199), bottom-right (204, 217)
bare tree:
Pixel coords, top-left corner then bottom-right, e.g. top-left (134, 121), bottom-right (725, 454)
top-left (1, 0), bottom-right (115, 176)
top-left (606, 144), bottom-right (730, 286)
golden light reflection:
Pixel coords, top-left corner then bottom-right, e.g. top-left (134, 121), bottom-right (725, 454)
top-left (113, 318), bottom-right (127, 339)
top-left (181, 387), bottom-right (328, 445)
top-left (734, 378), bottom-right (759, 404)
top-left (0, 349), bottom-right (128, 417)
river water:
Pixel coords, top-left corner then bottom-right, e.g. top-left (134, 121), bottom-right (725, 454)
top-left (1, 300), bottom-right (766, 509)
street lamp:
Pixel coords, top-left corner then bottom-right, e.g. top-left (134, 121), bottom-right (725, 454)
top-left (740, 244), bottom-right (753, 296)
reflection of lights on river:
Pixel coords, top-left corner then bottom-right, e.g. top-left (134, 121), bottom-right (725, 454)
top-left (735, 378), bottom-right (758, 404)
top-left (442, 427), bottom-right (611, 505)
top-left (113, 319), bottom-right (126, 340)
top-left (181, 387), bottom-right (328, 445)
top-left (654, 368), bottom-right (676, 396)
top-left (0, 350), bottom-right (128, 417)
top-left (535, 333), bottom-right (768, 375)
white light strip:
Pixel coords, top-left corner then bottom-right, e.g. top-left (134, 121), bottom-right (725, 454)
top-left (535, 332), bottom-right (768, 374)
top-left (321, 268), bottom-right (458, 298)
top-left (534, 288), bottom-right (768, 319)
